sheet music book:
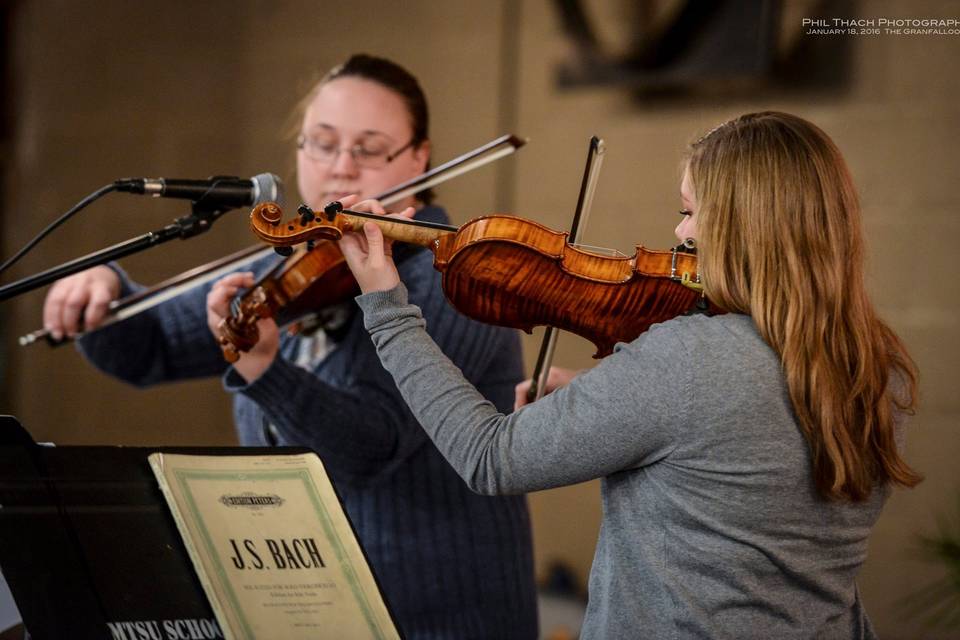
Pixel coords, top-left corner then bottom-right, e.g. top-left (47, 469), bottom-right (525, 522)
top-left (149, 452), bottom-right (400, 640)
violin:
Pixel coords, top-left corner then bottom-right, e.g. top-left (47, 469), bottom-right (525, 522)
top-left (245, 201), bottom-right (714, 359)
top-left (217, 135), bottom-right (526, 362)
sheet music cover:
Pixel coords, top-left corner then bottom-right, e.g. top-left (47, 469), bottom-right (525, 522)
top-left (148, 452), bottom-right (400, 640)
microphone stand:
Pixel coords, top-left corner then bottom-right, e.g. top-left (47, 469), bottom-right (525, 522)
top-left (0, 202), bottom-right (234, 302)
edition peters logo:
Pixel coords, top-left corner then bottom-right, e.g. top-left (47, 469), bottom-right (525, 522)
top-left (219, 492), bottom-right (285, 510)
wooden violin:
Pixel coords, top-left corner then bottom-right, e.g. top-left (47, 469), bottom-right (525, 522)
top-left (248, 201), bottom-right (714, 358)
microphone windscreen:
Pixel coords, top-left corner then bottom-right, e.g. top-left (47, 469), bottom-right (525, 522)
top-left (252, 173), bottom-right (284, 206)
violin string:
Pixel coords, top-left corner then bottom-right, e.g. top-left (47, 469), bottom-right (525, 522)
top-left (339, 209), bottom-right (458, 232)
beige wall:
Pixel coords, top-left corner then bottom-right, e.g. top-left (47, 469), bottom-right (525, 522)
top-left (2, 1), bottom-right (958, 637)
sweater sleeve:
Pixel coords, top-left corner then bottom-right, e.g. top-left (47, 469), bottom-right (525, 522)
top-left (356, 283), bottom-right (692, 494)
top-left (227, 250), bottom-right (522, 483)
top-left (76, 262), bottom-right (233, 385)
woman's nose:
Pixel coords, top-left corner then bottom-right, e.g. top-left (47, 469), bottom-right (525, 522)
top-left (331, 148), bottom-right (360, 176)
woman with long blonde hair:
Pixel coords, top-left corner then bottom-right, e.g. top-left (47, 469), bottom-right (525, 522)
top-left (687, 112), bottom-right (920, 503)
top-left (339, 111), bottom-right (921, 638)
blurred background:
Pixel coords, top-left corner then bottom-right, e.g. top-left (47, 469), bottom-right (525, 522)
top-left (1, 1), bottom-right (957, 637)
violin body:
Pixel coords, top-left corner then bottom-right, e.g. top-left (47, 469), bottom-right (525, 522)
top-left (217, 241), bottom-right (357, 362)
top-left (435, 216), bottom-right (706, 357)
top-left (270, 244), bottom-right (358, 326)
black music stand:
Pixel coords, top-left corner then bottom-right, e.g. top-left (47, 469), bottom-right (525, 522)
top-left (0, 415), bottom-right (309, 639)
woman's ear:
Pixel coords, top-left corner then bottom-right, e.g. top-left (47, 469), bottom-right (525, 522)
top-left (412, 139), bottom-right (432, 172)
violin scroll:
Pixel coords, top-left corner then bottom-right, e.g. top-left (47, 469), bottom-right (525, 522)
top-left (251, 202), bottom-right (346, 247)
top-left (216, 286), bottom-right (273, 363)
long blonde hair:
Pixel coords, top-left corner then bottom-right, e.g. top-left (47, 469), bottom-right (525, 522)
top-left (688, 111), bottom-right (921, 501)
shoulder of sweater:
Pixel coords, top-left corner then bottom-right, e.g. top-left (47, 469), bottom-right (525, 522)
top-left (657, 311), bottom-right (756, 336)
top-left (622, 312), bottom-right (768, 361)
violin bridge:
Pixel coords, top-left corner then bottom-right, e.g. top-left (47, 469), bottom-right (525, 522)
top-left (670, 247), bottom-right (704, 292)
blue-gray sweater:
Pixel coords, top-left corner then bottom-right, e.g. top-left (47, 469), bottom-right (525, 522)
top-left (358, 283), bottom-right (896, 640)
top-left (78, 206), bottom-right (538, 639)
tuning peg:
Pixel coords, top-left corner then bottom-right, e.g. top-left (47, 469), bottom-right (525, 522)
top-left (298, 204), bottom-right (316, 226)
top-left (323, 201), bottom-right (343, 221)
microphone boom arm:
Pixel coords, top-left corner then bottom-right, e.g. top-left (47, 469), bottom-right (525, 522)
top-left (0, 199), bottom-right (240, 303)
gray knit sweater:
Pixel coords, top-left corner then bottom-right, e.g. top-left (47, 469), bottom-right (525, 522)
top-left (358, 283), bottom-right (893, 640)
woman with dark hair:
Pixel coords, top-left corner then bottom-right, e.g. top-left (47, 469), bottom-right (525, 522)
top-left (41, 54), bottom-right (538, 639)
top-left (339, 111), bottom-right (920, 638)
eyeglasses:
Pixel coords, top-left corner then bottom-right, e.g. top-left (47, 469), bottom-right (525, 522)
top-left (296, 134), bottom-right (415, 169)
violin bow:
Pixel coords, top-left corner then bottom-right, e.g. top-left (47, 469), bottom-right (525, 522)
top-left (19, 134), bottom-right (527, 347)
top-left (525, 136), bottom-right (605, 404)
top-left (377, 134), bottom-right (526, 206)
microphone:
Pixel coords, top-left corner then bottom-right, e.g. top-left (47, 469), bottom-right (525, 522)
top-left (114, 173), bottom-right (283, 209)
